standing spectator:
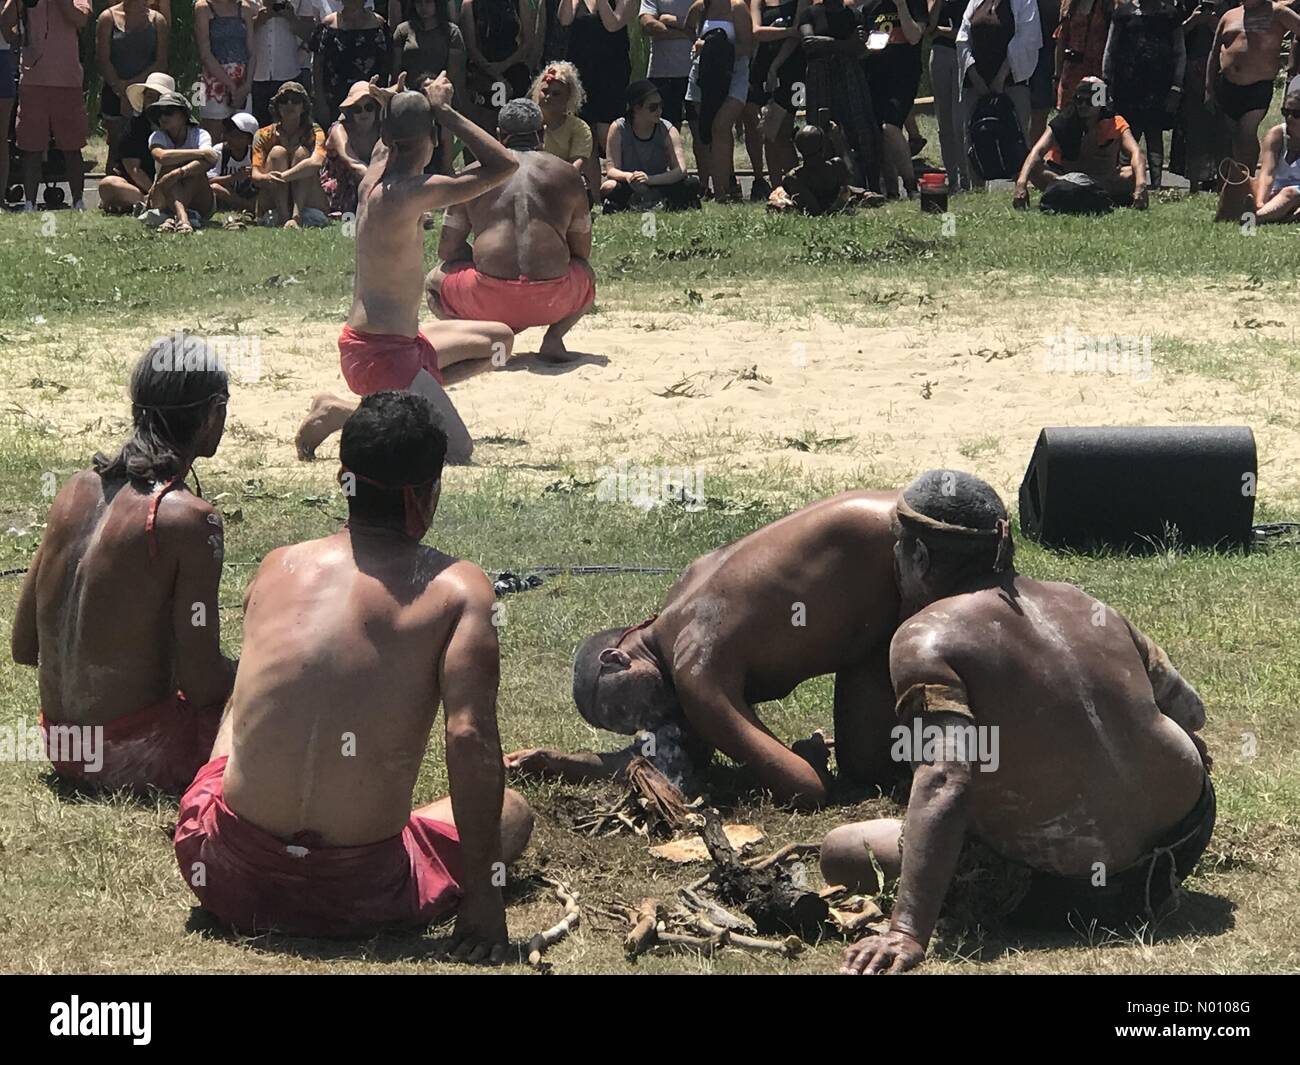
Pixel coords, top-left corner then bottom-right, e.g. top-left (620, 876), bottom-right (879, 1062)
top-left (1103, 0), bottom-right (1184, 187)
top-left (685, 0), bottom-right (752, 202)
top-left (312, 0), bottom-right (390, 124)
top-left (1170, 0), bottom-right (1231, 190)
top-left (319, 79), bottom-right (378, 212)
top-left (746, 0), bottom-right (807, 199)
top-left (96, 0), bottom-right (169, 174)
top-left (929, 0), bottom-right (972, 189)
top-left (560, 0), bottom-right (634, 156)
top-left (640, 0), bottom-right (695, 129)
top-left (859, 0), bottom-right (927, 199)
top-left (1206, 0), bottom-right (1300, 175)
top-left (800, 0), bottom-right (884, 192)
top-left (146, 90), bottom-right (219, 233)
top-left (538, 0), bottom-right (571, 63)
top-left (1028, 0), bottom-right (1058, 140)
top-left (602, 78), bottom-right (702, 208)
top-left (196, 0), bottom-right (256, 143)
top-left (208, 110), bottom-right (259, 211)
top-left (392, 0), bottom-right (465, 94)
top-left (461, 0), bottom-right (533, 132)
top-left (98, 70), bottom-right (174, 212)
top-left (957, 0), bottom-right (1042, 141)
top-left (15, 0), bottom-right (92, 212)
top-left (1056, 0), bottom-right (1112, 106)
top-left (251, 79), bottom-right (329, 226)
top-left (251, 0), bottom-right (320, 125)
top-left (0, 0), bottom-right (17, 204)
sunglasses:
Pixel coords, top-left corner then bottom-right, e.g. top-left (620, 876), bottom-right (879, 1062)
top-left (350, 102), bottom-right (378, 114)
top-left (644, 100), bottom-right (663, 112)
top-left (1284, 110), bottom-right (1300, 119)
top-left (159, 107), bottom-right (186, 117)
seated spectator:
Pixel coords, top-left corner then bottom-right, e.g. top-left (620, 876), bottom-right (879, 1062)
top-left (530, 62), bottom-right (594, 178)
top-left (767, 121), bottom-right (881, 213)
top-left (15, 0), bottom-right (92, 212)
top-left (312, 0), bottom-right (391, 125)
top-left (1014, 75), bottom-right (1149, 208)
top-left (195, 0), bottom-right (256, 144)
top-left (320, 79), bottom-right (380, 214)
top-left (209, 111), bottom-right (259, 213)
top-left (601, 79), bottom-right (702, 211)
top-left (252, 80), bottom-right (329, 227)
top-left (1252, 88), bottom-right (1300, 223)
top-left (146, 91), bottom-right (220, 233)
top-left (99, 71), bottom-right (175, 213)
top-left (95, 0), bottom-right (169, 174)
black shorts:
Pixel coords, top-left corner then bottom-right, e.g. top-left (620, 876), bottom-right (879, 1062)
top-left (1216, 76), bottom-right (1274, 121)
top-left (650, 76), bottom-right (688, 128)
top-left (1005, 775), bottom-right (1216, 931)
top-left (865, 47), bottom-right (921, 130)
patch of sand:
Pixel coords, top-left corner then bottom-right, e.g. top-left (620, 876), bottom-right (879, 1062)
top-left (6, 281), bottom-right (1300, 504)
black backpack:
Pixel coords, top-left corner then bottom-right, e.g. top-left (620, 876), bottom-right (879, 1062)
top-left (1039, 172), bottom-right (1114, 215)
top-left (966, 93), bottom-right (1027, 181)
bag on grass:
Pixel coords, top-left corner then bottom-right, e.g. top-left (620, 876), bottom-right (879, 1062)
top-left (1039, 172), bottom-right (1114, 215)
top-left (966, 92), bottom-right (1027, 181)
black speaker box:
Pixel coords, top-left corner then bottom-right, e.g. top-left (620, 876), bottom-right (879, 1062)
top-left (1018, 426), bottom-right (1257, 551)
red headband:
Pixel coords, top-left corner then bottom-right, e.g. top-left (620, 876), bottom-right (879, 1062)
top-left (340, 466), bottom-right (435, 540)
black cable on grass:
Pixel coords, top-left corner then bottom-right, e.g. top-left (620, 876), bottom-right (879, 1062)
top-left (493, 564), bottom-right (674, 596)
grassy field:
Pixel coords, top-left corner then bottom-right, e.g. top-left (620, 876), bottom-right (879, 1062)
top-left (1, 188), bottom-right (1299, 975)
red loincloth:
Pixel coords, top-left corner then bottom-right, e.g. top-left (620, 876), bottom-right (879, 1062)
top-left (338, 324), bottom-right (444, 396)
top-left (437, 260), bottom-right (595, 334)
top-left (174, 757), bottom-right (464, 936)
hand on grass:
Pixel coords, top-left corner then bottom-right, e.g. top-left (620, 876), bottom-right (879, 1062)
top-left (446, 890), bottom-right (509, 965)
top-left (841, 929), bottom-right (925, 975)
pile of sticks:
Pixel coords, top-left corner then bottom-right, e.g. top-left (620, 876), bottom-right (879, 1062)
top-left (570, 756), bottom-right (700, 839)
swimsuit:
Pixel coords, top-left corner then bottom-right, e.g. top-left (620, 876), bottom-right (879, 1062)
top-left (1216, 75), bottom-right (1274, 121)
top-left (338, 323), bottom-right (444, 395)
top-left (437, 260), bottom-right (595, 334)
top-left (175, 756), bottom-right (463, 935)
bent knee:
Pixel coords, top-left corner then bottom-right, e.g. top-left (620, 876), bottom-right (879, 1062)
top-left (502, 787), bottom-right (535, 860)
top-left (266, 145), bottom-right (290, 167)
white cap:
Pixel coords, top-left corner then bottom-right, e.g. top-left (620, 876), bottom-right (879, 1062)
top-left (228, 112), bottom-right (259, 134)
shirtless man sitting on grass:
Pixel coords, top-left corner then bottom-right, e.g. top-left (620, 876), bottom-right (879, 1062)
top-left (823, 471), bottom-right (1215, 975)
top-left (505, 491), bottom-right (906, 808)
top-left (426, 98), bottom-right (595, 362)
top-left (295, 73), bottom-right (520, 466)
top-left (176, 392), bottom-right (533, 958)
top-left (11, 335), bottom-right (236, 793)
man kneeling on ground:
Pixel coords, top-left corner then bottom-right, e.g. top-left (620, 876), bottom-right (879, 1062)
top-left (506, 491), bottom-right (907, 808)
top-left (176, 392), bottom-right (533, 955)
top-left (11, 335), bottom-right (236, 793)
top-left (427, 98), bottom-right (595, 362)
top-left (824, 470), bottom-right (1214, 975)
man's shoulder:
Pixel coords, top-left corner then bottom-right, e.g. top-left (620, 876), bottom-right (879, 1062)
top-left (153, 488), bottom-right (220, 539)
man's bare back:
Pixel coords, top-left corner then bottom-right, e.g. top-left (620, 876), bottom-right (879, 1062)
top-left (221, 531), bottom-right (481, 845)
top-left (456, 151), bottom-right (588, 281)
top-left (19, 472), bottom-right (230, 724)
top-left (894, 577), bottom-right (1206, 874)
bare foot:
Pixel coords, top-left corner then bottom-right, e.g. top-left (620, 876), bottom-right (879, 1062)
top-left (295, 392), bottom-right (354, 460)
top-left (284, 217), bottom-right (301, 230)
top-left (538, 328), bottom-right (578, 363)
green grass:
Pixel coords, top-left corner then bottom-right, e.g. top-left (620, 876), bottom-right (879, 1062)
top-left (1, 185), bottom-right (1299, 974)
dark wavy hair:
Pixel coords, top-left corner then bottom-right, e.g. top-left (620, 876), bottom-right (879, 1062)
top-left (92, 333), bottom-right (229, 486)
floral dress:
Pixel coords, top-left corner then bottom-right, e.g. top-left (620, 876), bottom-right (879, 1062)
top-left (312, 21), bottom-right (391, 118)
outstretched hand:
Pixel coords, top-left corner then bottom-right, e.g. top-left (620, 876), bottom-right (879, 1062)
top-left (841, 929), bottom-right (926, 975)
top-left (423, 71), bottom-right (455, 112)
top-left (367, 71), bottom-right (407, 109)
